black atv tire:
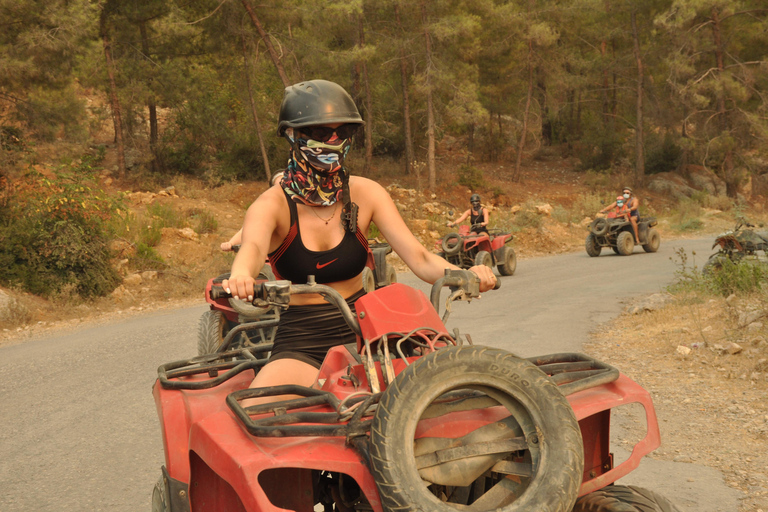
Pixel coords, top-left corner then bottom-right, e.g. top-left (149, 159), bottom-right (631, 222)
top-left (197, 310), bottom-right (230, 356)
top-left (590, 218), bottom-right (609, 236)
top-left (151, 476), bottom-right (169, 512)
top-left (642, 228), bottom-right (661, 253)
top-left (386, 265), bottom-right (398, 286)
top-left (362, 266), bottom-right (376, 292)
top-left (497, 246), bottom-right (517, 276)
top-left (616, 231), bottom-right (635, 256)
top-left (573, 485), bottom-right (682, 512)
top-left (474, 250), bottom-right (493, 269)
top-left (612, 246), bottom-right (621, 254)
top-left (370, 346), bottom-right (584, 512)
top-left (442, 233), bottom-right (463, 256)
top-left (585, 233), bottom-right (602, 257)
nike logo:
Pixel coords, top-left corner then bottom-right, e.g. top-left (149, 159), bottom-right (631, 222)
top-left (316, 259), bottom-right (338, 269)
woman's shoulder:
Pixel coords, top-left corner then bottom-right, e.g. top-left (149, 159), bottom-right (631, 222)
top-left (350, 176), bottom-right (387, 198)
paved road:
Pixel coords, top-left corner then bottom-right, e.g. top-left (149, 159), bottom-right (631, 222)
top-left (0, 238), bottom-right (740, 511)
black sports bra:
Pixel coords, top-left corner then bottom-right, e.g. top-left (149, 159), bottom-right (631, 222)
top-left (268, 192), bottom-right (369, 284)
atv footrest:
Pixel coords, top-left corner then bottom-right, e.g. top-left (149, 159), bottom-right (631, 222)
top-left (527, 353), bottom-right (620, 396)
top-left (227, 385), bottom-right (380, 438)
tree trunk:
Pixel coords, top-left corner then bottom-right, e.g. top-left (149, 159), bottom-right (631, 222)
top-left (242, 36), bottom-right (271, 181)
top-left (421, 3), bottom-right (436, 190)
top-left (139, 20), bottom-right (158, 173)
top-left (240, 0), bottom-right (290, 87)
top-left (513, 40), bottom-right (534, 183)
top-left (630, 9), bottom-right (645, 184)
top-left (358, 15), bottom-right (373, 174)
top-left (100, 9), bottom-right (126, 178)
top-left (395, 3), bottom-right (415, 180)
top-left (710, 7), bottom-right (735, 197)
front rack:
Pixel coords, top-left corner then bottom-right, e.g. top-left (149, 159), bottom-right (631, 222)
top-left (157, 348), bottom-right (619, 437)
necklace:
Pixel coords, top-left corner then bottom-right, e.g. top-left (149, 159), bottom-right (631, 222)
top-left (311, 203), bottom-right (338, 224)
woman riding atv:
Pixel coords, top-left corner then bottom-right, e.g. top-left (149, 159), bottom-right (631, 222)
top-left (223, 79), bottom-right (496, 405)
top-left (448, 193), bottom-right (489, 234)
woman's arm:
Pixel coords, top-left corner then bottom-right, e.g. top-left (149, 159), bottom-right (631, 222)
top-left (221, 228), bottom-right (243, 251)
top-left (224, 189), bottom-right (282, 300)
top-left (449, 209), bottom-right (470, 227)
top-left (365, 181), bottom-right (496, 291)
top-left (481, 208), bottom-right (489, 227)
top-left (599, 201), bottom-right (618, 214)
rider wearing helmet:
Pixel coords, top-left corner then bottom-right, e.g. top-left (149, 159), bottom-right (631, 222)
top-left (599, 189), bottom-right (638, 239)
top-left (224, 80), bottom-right (496, 405)
top-left (448, 193), bottom-right (490, 235)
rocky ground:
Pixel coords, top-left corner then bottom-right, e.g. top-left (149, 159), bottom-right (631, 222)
top-left (586, 292), bottom-right (768, 512)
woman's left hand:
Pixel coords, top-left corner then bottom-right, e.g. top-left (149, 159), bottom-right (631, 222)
top-left (468, 264), bottom-right (497, 292)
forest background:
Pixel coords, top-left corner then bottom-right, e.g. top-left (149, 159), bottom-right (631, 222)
top-left (1, 0), bottom-right (768, 308)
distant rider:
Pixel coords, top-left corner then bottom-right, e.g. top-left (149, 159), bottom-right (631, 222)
top-left (448, 194), bottom-right (489, 235)
top-left (599, 189), bottom-right (637, 241)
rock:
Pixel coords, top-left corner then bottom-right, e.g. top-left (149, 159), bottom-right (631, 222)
top-left (535, 204), bottom-right (553, 216)
top-left (510, 205), bottom-right (522, 214)
top-left (676, 345), bottom-right (692, 356)
top-left (727, 342), bottom-right (744, 355)
top-left (141, 271), bottom-right (158, 281)
top-left (726, 294), bottom-right (737, 305)
top-left (428, 230), bottom-right (440, 239)
top-left (683, 164), bottom-right (727, 196)
top-left (748, 322), bottom-right (764, 332)
top-left (123, 273), bottom-right (143, 287)
top-left (648, 172), bottom-right (698, 198)
top-left (739, 309), bottom-right (766, 327)
top-left (178, 227), bottom-right (199, 241)
top-left (627, 293), bottom-right (672, 314)
top-left (579, 217), bottom-right (593, 228)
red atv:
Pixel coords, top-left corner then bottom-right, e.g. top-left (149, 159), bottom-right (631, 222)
top-left (153, 270), bottom-right (680, 512)
top-left (437, 224), bottom-right (517, 276)
top-left (198, 243), bottom-right (396, 355)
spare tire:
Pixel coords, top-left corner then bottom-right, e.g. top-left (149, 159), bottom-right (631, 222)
top-left (441, 233), bottom-right (463, 256)
top-left (370, 346), bottom-right (583, 512)
top-left (590, 218), bottom-right (609, 236)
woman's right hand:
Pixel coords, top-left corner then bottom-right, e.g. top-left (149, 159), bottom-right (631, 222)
top-left (222, 274), bottom-right (256, 301)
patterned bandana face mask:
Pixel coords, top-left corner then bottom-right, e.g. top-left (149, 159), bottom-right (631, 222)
top-left (280, 129), bottom-right (352, 206)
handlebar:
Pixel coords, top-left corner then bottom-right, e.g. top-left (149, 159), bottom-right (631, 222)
top-left (211, 270), bottom-right (496, 336)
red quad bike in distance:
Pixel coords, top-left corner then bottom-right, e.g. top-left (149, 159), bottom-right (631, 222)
top-left (437, 224), bottom-right (517, 276)
top-left (153, 270), bottom-right (681, 512)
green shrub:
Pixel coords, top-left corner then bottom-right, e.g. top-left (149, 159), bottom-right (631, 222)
top-left (129, 242), bottom-right (166, 271)
top-left (511, 208), bottom-right (543, 232)
top-left (645, 134), bottom-right (682, 175)
top-left (191, 209), bottom-right (218, 235)
top-left (0, 154), bottom-right (123, 298)
top-left (668, 248), bottom-right (768, 297)
top-left (456, 164), bottom-right (485, 190)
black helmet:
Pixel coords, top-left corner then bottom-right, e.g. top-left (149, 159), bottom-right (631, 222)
top-left (470, 194), bottom-right (481, 204)
top-left (277, 80), bottom-right (364, 136)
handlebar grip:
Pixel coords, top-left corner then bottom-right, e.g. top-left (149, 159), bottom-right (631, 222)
top-left (210, 284), bottom-right (231, 300)
top-left (493, 278), bottom-right (501, 290)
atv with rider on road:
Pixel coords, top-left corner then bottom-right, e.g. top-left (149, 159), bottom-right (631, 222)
top-left (152, 269), bottom-right (681, 512)
top-left (437, 224), bottom-right (516, 275)
top-left (585, 212), bottom-right (661, 257)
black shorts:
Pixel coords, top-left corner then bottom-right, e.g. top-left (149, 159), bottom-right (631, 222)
top-left (268, 289), bottom-right (366, 368)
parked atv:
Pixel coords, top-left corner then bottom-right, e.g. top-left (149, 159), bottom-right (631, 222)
top-left (361, 241), bottom-right (398, 293)
top-left (437, 224), bottom-right (516, 275)
top-left (585, 213), bottom-right (660, 257)
top-left (703, 217), bottom-right (768, 273)
top-left (153, 270), bottom-right (680, 512)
